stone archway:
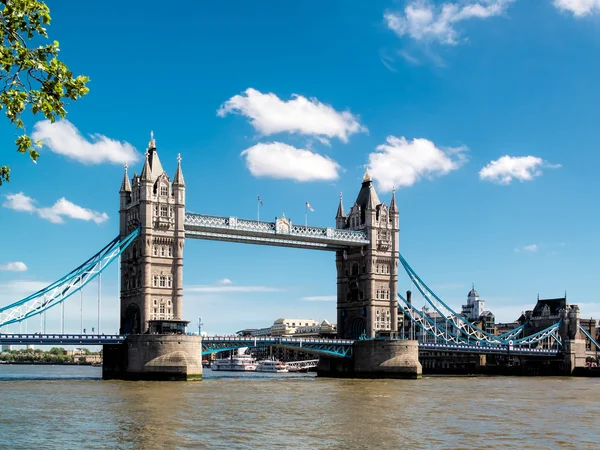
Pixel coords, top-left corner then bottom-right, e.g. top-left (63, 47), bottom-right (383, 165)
top-left (346, 316), bottom-right (366, 339)
top-left (123, 303), bottom-right (141, 334)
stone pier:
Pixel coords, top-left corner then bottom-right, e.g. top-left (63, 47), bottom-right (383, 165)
top-left (317, 339), bottom-right (421, 379)
top-left (103, 334), bottom-right (202, 381)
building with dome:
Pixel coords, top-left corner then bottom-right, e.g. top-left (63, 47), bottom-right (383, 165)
top-left (461, 285), bottom-right (495, 334)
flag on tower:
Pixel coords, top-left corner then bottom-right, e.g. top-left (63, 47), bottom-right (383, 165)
top-left (258, 196), bottom-right (263, 206)
top-left (306, 201), bottom-right (314, 212)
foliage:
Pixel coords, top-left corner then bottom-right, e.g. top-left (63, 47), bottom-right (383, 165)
top-left (0, 0), bottom-right (89, 186)
top-left (48, 346), bottom-right (66, 355)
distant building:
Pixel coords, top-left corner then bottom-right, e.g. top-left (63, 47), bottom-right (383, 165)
top-left (271, 318), bottom-right (320, 336)
top-left (461, 286), bottom-right (495, 334)
top-left (1, 344), bottom-right (12, 352)
top-left (461, 286), bottom-right (485, 321)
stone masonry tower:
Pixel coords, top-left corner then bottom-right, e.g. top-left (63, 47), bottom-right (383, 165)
top-left (118, 133), bottom-right (185, 334)
top-left (335, 170), bottom-right (399, 339)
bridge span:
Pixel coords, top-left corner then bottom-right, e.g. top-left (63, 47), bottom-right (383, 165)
top-left (0, 334), bottom-right (561, 359)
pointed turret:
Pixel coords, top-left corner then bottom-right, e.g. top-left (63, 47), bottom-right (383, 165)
top-left (173, 153), bottom-right (185, 186)
top-left (336, 192), bottom-right (345, 218)
top-left (120, 163), bottom-right (132, 192)
top-left (146, 131), bottom-right (164, 178)
top-left (389, 187), bottom-right (398, 213)
top-left (355, 168), bottom-right (380, 211)
top-left (140, 150), bottom-right (151, 181)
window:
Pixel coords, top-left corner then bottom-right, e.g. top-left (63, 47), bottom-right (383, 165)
top-left (160, 205), bottom-right (168, 217)
top-left (168, 246), bottom-right (173, 257)
top-left (167, 277), bottom-right (172, 288)
top-left (160, 246), bottom-right (165, 257)
top-left (154, 205), bottom-right (158, 217)
top-left (160, 185), bottom-right (168, 196)
top-left (154, 299), bottom-right (157, 306)
top-left (152, 276), bottom-right (157, 287)
top-left (153, 246), bottom-right (157, 256)
top-left (159, 304), bottom-right (165, 314)
top-left (159, 276), bottom-right (166, 287)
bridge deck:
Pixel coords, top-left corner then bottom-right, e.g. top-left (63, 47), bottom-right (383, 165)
top-left (0, 334), bottom-right (125, 345)
top-left (184, 213), bottom-right (369, 250)
top-left (0, 334), bottom-right (560, 358)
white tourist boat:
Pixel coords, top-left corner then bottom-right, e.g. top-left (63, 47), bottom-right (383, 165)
top-left (256, 360), bottom-right (289, 373)
top-left (211, 350), bottom-right (257, 372)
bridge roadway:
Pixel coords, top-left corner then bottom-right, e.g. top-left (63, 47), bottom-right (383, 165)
top-left (184, 212), bottom-right (370, 250)
top-left (0, 334), bottom-right (559, 358)
top-left (0, 333), bottom-right (125, 345)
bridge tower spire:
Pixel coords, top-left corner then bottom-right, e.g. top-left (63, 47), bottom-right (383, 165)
top-left (118, 134), bottom-right (186, 334)
top-left (335, 170), bottom-right (399, 339)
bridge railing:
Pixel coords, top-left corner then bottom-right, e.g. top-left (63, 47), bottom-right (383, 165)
top-left (184, 213), bottom-right (369, 246)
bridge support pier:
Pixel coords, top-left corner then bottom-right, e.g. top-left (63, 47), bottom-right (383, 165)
top-left (103, 335), bottom-right (203, 381)
top-left (317, 339), bottom-right (421, 379)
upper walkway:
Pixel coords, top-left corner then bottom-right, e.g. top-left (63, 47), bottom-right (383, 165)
top-left (184, 213), bottom-right (369, 251)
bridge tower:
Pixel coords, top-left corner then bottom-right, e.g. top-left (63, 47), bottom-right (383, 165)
top-left (335, 170), bottom-right (399, 339)
top-left (118, 133), bottom-right (185, 334)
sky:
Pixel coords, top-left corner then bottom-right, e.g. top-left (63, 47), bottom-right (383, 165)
top-left (1, 0), bottom-right (600, 336)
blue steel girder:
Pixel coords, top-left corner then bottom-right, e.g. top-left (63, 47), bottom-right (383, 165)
top-left (0, 333), bottom-right (125, 345)
top-left (0, 228), bottom-right (140, 328)
top-left (184, 213), bottom-right (369, 251)
top-left (418, 342), bottom-right (560, 357)
top-left (201, 336), bottom-right (353, 358)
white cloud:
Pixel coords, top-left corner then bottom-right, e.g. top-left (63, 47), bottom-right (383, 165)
top-left (0, 262), bottom-right (28, 272)
top-left (2, 192), bottom-right (36, 212)
top-left (515, 244), bottom-right (538, 253)
top-left (554, 0), bottom-right (600, 16)
top-left (301, 295), bottom-right (337, 302)
top-left (368, 136), bottom-right (468, 191)
top-left (185, 285), bottom-right (283, 293)
top-left (217, 278), bottom-right (233, 285)
top-left (384, 0), bottom-right (514, 45)
top-left (479, 155), bottom-right (561, 185)
top-left (0, 280), bottom-right (49, 300)
top-left (241, 142), bottom-right (340, 182)
top-left (32, 120), bottom-right (140, 165)
top-left (217, 88), bottom-right (366, 143)
top-left (2, 192), bottom-right (108, 224)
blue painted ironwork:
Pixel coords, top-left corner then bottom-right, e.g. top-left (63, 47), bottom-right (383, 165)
top-left (399, 293), bottom-right (562, 347)
top-left (201, 336), bottom-right (354, 358)
top-left (579, 325), bottom-right (600, 350)
top-left (400, 255), bottom-right (529, 343)
top-left (0, 333), bottom-right (124, 345)
top-left (0, 228), bottom-right (140, 327)
top-left (184, 212), bottom-right (369, 251)
top-left (419, 343), bottom-right (559, 357)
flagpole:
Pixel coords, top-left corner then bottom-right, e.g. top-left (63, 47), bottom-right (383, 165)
top-left (257, 198), bottom-right (260, 222)
top-left (305, 202), bottom-right (307, 228)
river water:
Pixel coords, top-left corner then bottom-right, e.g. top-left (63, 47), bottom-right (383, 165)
top-left (0, 365), bottom-right (598, 449)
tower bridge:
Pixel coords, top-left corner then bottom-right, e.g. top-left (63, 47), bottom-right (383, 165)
top-left (0, 133), bottom-right (598, 380)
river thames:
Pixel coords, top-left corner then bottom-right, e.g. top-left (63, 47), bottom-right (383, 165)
top-left (0, 365), bottom-right (598, 449)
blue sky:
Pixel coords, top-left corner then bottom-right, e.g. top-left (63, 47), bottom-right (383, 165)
top-left (1, 0), bottom-right (600, 335)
